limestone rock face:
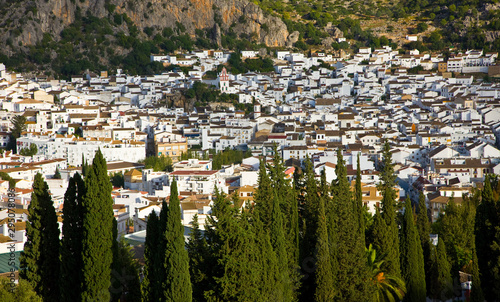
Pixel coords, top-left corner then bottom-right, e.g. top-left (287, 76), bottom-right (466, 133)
top-left (286, 31), bottom-right (300, 47)
top-left (0, 0), bottom-right (289, 48)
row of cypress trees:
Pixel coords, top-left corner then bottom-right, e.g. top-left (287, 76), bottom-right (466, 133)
top-left (20, 149), bottom-right (141, 301)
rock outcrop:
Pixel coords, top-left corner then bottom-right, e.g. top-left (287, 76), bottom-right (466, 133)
top-left (0, 0), bottom-right (290, 49)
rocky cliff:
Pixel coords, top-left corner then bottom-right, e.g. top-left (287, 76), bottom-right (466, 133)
top-left (0, 0), bottom-right (290, 49)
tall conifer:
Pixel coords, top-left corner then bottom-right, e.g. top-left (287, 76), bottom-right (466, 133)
top-left (314, 191), bottom-right (335, 301)
top-left (416, 191), bottom-right (431, 296)
top-left (400, 197), bottom-right (426, 302)
top-left (331, 149), bottom-right (369, 300)
top-left (430, 238), bottom-right (452, 300)
top-left (355, 154), bottom-right (365, 238)
top-left (20, 173), bottom-right (60, 301)
top-left (470, 247), bottom-right (484, 302)
top-left (81, 149), bottom-right (114, 301)
top-left (475, 175), bottom-right (500, 300)
top-left (60, 173), bottom-right (84, 301)
top-left (142, 210), bottom-right (162, 302)
top-left (187, 214), bottom-right (210, 302)
top-left (373, 142), bottom-right (401, 278)
top-left (163, 179), bottom-right (192, 301)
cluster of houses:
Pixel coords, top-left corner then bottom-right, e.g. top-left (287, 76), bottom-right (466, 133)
top-left (0, 45), bottom-right (499, 273)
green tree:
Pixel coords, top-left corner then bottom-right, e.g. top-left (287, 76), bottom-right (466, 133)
top-left (429, 238), bottom-right (453, 300)
top-left (470, 247), bottom-right (484, 302)
top-left (475, 175), bottom-right (500, 300)
top-left (314, 192), bottom-right (335, 301)
top-left (20, 173), bottom-right (60, 301)
top-left (0, 277), bottom-right (42, 302)
top-left (163, 179), bottom-right (192, 301)
top-left (186, 214), bottom-right (210, 302)
top-left (400, 197), bottom-right (426, 302)
top-left (142, 210), bottom-right (162, 302)
top-left (355, 154), bottom-right (365, 237)
top-left (81, 149), bottom-right (114, 301)
top-left (60, 173), bottom-right (85, 301)
top-left (416, 191), bottom-right (432, 296)
top-left (53, 167), bottom-right (61, 179)
top-left (110, 235), bottom-right (141, 302)
top-left (373, 142), bottom-right (401, 278)
top-left (332, 149), bottom-right (370, 300)
top-left (7, 115), bottom-right (26, 153)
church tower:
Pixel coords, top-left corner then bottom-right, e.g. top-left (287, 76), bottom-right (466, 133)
top-left (253, 101), bottom-right (261, 119)
top-left (219, 67), bottom-right (229, 93)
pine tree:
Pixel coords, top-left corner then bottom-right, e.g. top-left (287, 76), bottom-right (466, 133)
top-left (314, 191), bottom-right (335, 301)
top-left (430, 238), bottom-right (453, 300)
top-left (60, 173), bottom-right (84, 301)
top-left (331, 149), bottom-right (370, 300)
top-left (205, 188), bottom-right (259, 301)
top-left (142, 210), bottom-right (162, 302)
top-left (300, 156), bottom-right (319, 300)
top-left (475, 175), bottom-right (500, 300)
top-left (20, 173), bottom-right (60, 301)
top-left (187, 214), bottom-right (210, 302)
top-left (415, 191), bottom-right (431, 296)
top-left (163, 179), bottom-right (192, 301)
top-left (400, 197), bottom-right (426, 302)
top-left (270, 192), bottom-right (295, 301)
top-left (373, 142), bottom-right (401, 278)
top-left (355, 153), bottom-right (365, 239)
top-left (470, 247), bottom-right (484, 302)
top-left (81, 149), bottom-right (114, 301)
top-left (253, 158), bottom-right (272, 228)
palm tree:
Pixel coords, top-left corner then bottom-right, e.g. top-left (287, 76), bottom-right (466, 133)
top-left (366, 244), bottom-right (406, 302)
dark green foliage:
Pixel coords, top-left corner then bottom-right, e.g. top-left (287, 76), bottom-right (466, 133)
top-left (210, 148), bottom-right (251, 170)
top-left (416, 191), bottom-right (432, 296)
top-left (470, 248), bottom-right (484, 302)
top-left (60, 173), bottom-right (84, 301)
top-left (429, 238), bottom-right (453, 300)
top-left (331, 150), bottom-right (370, 300)
top-left (163, 179), bottom-right (192, 301)
top-left (186, 214), bottom-right (210, 302)
top-left (0, 171), bottom-right (17, 188)
top-left (110, 172), bottom-right (124, 188)
top-left (19, 144), bottom-right (38, 156)
top-left (434, 196), bottom-right (476, 280)
top-left (53, 167), bottom-right (61, 179)
top-left (475, 175), bottom-right (500, 300)
top-left (142, 210), bottom-right (162, 302)
top-left (7, 115), bottom-right (26, 153)
top-left (400, 197), bottom-right (426, 302)
top-left (81, 149), bottom-right (114, 301)
top-left (314, 193), bottom-right (335, 301)
top-left (355, 154), bottom-right (365, 240)
top-left (110, 235), bottom-right (142, 302)
top-left (143, 155), bottom-right (173, 172)
top-left (372, 142), bottom-right (401, 278)
top-left (20, 173), bottom-right (60, 301)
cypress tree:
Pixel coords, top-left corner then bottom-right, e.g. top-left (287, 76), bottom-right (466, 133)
top-left (470, 247), bottom-right (484, 302)
top-left (142, 210), bottom-right (162, 302)
top-left (300, 156), bottom-right (319, 300)
top-left (415, 191), bottom-right (431, 296)
top-left (331, 149), bottom-right (369, 300)
top-left (253, 158), bottom-right (272, 228)
top-left (187, 214), bottom-right (210, 302)
top-left (314, 191), bottom-right (335, 301)
top-left (20, 173), bottom-right (60, 301)
top-left (373, 142), bottom-right (401, 278)
top-left (400, 197), bottom-right (426, 302)
top-left (475, 175), bottom-right (500, 300)
top-left (430, 238), bottom-right (453, 300)
top-left (81, 149), bottom-right (114, 301)
top-left (355, 153), bottom-right (365, 238)
top-left (163, 179), bottom-right (192, 301)
top-left (60, 173), bottom-right (85, 301)
top-left (270, 192), bottom-right (294, 301)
